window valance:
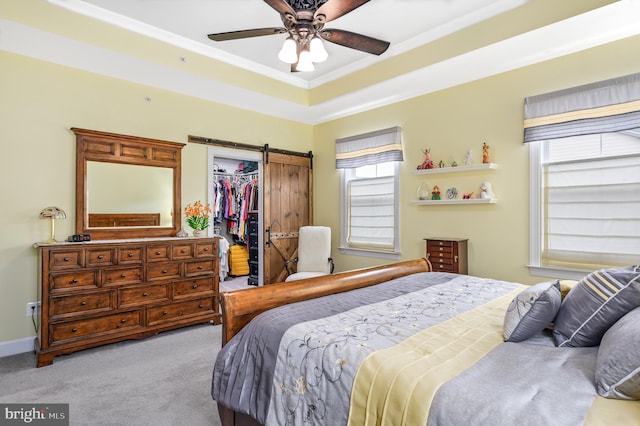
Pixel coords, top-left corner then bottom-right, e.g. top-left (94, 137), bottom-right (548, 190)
top-left (335, 126), bottom-right (403, 169)
top-left (523, 72), bottom-right (640, 143)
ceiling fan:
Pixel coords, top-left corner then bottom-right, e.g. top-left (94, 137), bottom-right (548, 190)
top-left (207, 0), bottom-right (390, 72)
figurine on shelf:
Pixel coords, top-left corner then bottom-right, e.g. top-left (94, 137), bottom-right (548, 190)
top-left (438, 160), bottom-right (445, 168)
top-left (431, 185), bottom-right (441, 200)
top-left (480, 181), bottom-right (495, 199)
top-left (482, 142), bottom-right (490, 164)
top-left (417, 148), bottom-right (434, 170)
top-left (451, 160), bottom-right (458, 167)
top-left (465, 150), bottom-right (472, 166)
top-left (463, 192), bottom-right (474, 199)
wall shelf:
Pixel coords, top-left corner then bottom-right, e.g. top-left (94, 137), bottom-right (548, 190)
top-left (414, 163), bottom-right (498, 175)
top-left (412, 198), bottom-right (498, 205)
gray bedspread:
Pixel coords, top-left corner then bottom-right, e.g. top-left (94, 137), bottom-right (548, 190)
top-left (211, 272), bottom-right (614, 425)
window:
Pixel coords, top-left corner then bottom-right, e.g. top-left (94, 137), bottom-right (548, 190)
top-left (340, 161), bottom-right (400, 258)
top-left (529, 131), bottom-right (640, 278)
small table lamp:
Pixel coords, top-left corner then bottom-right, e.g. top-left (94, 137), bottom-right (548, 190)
top-left (40, 207), bottom-right (67, 243)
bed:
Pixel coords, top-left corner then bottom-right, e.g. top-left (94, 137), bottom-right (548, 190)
top-left (211, 259), bottom-right (640, 425)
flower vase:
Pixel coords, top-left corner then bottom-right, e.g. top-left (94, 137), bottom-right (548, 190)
top-left (193, 229), bottom-right (207, 237)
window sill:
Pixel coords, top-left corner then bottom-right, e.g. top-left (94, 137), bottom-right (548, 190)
top-left (527, 264), bottom-right (591, 280)
top-left (339, 246), bottom-right (401, 260)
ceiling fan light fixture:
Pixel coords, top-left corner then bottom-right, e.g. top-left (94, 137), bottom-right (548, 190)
top-left (278, 37), bottom-right (298, 64)
top-left (296, 48), bottom-right (315, 72)
top-left (309, 36), bottom-right (328, 63)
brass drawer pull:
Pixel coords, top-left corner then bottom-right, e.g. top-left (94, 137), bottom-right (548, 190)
top-left (71, 328), bottom-right (77, 333)
top-left (181, 249), bottom-right (186, 253)
top-left (197, 266), bottom-right (203, 270)
top-left (155, 251), bottom-right (161, 255)
top-left (128, 253), bottom-right (134, 257)
top-left (203, 248), bottom-right (209, 252)
top-left (71, 279), bottom-right (78, 284)
top-left (162, 270), bottom-right (168, 274)
top-left (120, 274), bottom-right (126, 278)
top-left (98, 255), bottom-right (104, 259)
top-left (162, 311), bottom-right (168, 316)
top-left (64, 257), bottom-right (70, 261)
top-left (198, 304), bottom-right (204, 309)
top-left (80, 301), bottom-right (87, 306)
top-left (192, 284), bottom-right (198, 289)
top-left (143, 292), bottom-right (148, 297)
top-left (120, 319), bottom-right (126, 324)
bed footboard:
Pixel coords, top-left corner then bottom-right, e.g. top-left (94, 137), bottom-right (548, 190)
top-left (218, 258), bottom-right (432, 345)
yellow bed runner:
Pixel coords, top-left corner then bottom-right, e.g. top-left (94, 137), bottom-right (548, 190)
top-left (348, 286), bottom-right (640, 426)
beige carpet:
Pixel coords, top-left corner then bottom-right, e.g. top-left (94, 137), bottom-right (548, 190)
top-left (0, 324), bottom-right (223, 426)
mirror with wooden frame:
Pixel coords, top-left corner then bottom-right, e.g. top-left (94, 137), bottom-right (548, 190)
top-left (73, 128), bottom-right (184, 240)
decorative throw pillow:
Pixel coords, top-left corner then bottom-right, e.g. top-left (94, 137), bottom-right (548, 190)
top-left (503, 280), bottom-right (561, 342)
top-left (553, 265), bottom-right (640, 347)
top-left (596, 306), bottom-right (640, 400)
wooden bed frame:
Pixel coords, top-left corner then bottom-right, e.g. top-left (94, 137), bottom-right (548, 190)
top-left (216, 258), bottom-right (432, 426)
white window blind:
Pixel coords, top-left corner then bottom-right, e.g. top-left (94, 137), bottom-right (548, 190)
top-left (542, 133), bottom-right (640, 267)
top-left (347, 175), bottom-right (395, 249)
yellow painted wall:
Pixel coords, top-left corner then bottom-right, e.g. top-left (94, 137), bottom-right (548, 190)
top-left (0, 51), bottom-right (312, 344)
top-left (313, 35), bottom-right (640, 282)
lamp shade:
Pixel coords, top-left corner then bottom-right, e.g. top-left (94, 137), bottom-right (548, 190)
top-left (40, 207), bottom-right (67, 219)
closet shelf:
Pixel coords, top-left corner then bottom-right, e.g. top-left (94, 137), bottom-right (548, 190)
top-left (414, 163), bottom-right (498, 175)
top-left (412, 198), bottom-right (498, 205)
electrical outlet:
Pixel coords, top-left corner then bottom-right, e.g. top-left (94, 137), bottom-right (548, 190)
top-left (26, 301), bottom-right (41, 317)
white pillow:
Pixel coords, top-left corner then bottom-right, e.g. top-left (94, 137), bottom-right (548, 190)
top-left (503, 280), bottom-right (561, 342)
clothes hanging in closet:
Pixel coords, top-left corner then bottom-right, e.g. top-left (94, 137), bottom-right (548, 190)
top-left (212, 173), bottom-right (258, 243)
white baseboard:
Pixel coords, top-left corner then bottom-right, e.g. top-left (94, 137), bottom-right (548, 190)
top-left (0, 337), bottom-right (35, 358)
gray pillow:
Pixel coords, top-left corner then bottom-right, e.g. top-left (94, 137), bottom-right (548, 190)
top-left (553, 265), bottom-right (640, 347)
top-left (503, 280), bottom-right (561, 342)
top-left (596, 306), bottom-right (640, 400)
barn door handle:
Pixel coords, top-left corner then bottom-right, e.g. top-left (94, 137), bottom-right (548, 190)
top-left (266, 227), bottom-right (271, 247)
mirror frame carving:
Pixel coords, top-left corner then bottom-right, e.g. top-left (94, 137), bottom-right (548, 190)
top-left (73, 128), bottom-right (184, 240)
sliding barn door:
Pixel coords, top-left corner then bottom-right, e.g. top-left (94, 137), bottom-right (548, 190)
top-left (263, 151), bottom-right (313, 284)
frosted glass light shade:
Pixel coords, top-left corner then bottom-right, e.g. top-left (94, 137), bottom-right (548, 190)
top-left (309, 37), bottom-right (328, 63)
top-left (278, 37), bottom-right (298, 64)
top-left (296, 49), bottom-right (315, 72)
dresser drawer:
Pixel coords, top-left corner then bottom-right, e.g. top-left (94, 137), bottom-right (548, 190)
top-left (196, 242), bottom-right (216, 258)
top-left (49, 250), bottom-right (84, 270)
top-left (103, 267), bottom-right (143, 286)
top-left (118, 283), bottom-right (170, 307)
top-left (172, 243), bottom-right (194, 259)
top-left (426, 244), bottom-right (454, 255)
top-left (185, 260), bottom-right (215, 277)
top-left (147, 262), bottom-right (181, 281)
top-left (49, 310), bottom-right (143, 344)
top-left (118, 247), bottom-right (144, 264)
top-left (147, 245), bottom-right (171, 261)
top-left (147, 298), bottom-right (213, 326)
top-left (86, 249), bottom-right (115, 267)
top-left (433, 263), bottom-right (456, 272)
top-left (51, 271), bottom-right (98, 292)
top-left (49, 291), bottom-right (114, 318)
top-left (173, 277), bottom-right (214, 300)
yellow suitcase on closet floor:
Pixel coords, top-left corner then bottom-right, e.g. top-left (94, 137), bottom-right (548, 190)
top-left (229, 245), bottom-right (249, 276)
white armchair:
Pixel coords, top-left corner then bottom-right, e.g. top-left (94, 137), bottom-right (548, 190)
top-left (285, 226), bottom-right (334, 282)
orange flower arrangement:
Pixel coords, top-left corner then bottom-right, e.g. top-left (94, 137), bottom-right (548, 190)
top-left (184, 200), bottom-right (211, 231)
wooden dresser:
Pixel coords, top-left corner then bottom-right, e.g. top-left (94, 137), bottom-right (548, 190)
top-left (424, 237), bottom-right (468, 274)
top-left (34, 237), bottom-right (220, 367)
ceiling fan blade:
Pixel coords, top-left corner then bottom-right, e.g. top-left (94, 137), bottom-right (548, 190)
top-left (319, 29), bottom-right (390, 55)
top-left (208, 28), bottom-right (287, 42)
top-left (315, 0), bottom-right (371, 23)
top-left (263, 0), bottom-right (297, 20)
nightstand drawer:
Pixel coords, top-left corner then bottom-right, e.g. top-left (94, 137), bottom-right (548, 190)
top-left (172, 244), bottom-right (194, 259)
top-left (86, 249), bottom-right (115, 267)
top-left (147, 245), bottom-right (171, 261)
top-left (118, 247), bottom-right (144, 264)
top-left (196, 242), bottom-right (215, 258)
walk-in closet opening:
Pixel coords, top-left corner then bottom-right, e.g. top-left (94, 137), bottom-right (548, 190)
top-left (208, 146), bottom-right (263, 290)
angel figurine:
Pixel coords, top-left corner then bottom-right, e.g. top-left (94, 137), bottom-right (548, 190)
top-left (417, 148), bottom-right (434, 170)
